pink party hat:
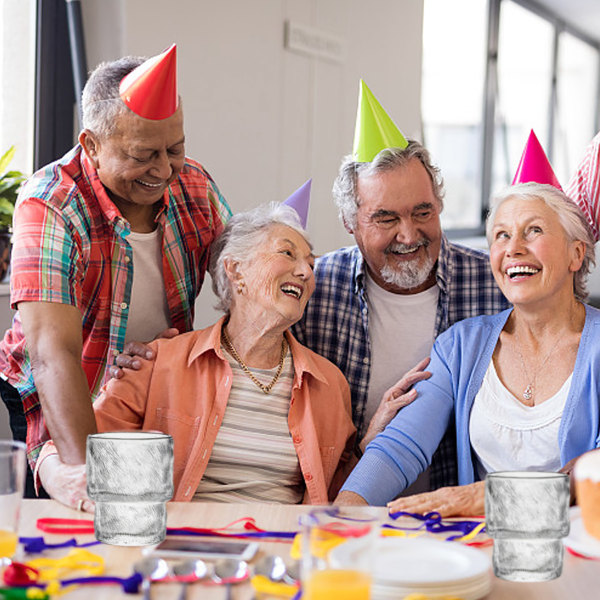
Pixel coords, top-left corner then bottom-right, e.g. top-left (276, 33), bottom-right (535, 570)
top-left (512, 130), bottom-right (562, 190)
top-left (119, 44), bottom-right (178, 120)
top-left (283, 179), bottom-right (311, 228)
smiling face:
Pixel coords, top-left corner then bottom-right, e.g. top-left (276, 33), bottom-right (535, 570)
top-left (489, 196), bottom-right (585, 308)
top-left (80, 106), bottom-right (185, 223)
top-left (349, 159), bottom-right (442, 294)
top-left (232, 224), bottom-right (316, 328)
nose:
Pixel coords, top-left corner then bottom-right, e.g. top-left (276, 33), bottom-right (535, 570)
top-left (294, 259), bottom-right (314, 281)
top-left (505, 233), bottom-right (526, 256)
top-left (394, 217), bottom-right (419, 245)
top-left (150, 151), bottom-right (173, 180)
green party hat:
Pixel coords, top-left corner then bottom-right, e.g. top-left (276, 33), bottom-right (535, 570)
top-left (352, 80), bottom-right (408, 162)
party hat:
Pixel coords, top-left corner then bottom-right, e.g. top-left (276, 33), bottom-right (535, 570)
top-left (352, 80), bottom-right (408, 162)
top-left (283, 179), bottom-right (311, 228)
top-left (119, 44), bottom-right (178, 120)
top-left (512, 130), bottom-right (562, 190)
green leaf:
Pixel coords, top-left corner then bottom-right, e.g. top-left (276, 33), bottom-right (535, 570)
top-left (0, 146), bottom-right (16, 175)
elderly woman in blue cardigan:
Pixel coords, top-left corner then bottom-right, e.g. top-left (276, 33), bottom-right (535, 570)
top-left (337, 182), bottom-right (599, 515)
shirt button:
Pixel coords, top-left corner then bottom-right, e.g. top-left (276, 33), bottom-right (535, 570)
top-left (305, 473), bottom-right (313, 481)
top-left (363, 357), bottom-right (369, 364)
top-left (113, 350), bottom-right (119, 357)
top-left (293, 435), bottom-right (302, 444)
top-left (120, 302), bottom-right (128, 310)
top-left (125, 256), bottom-right (131, 263)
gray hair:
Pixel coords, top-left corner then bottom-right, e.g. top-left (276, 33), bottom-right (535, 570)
top-left (332, 140), bottom-right (445, 229)
top-left (81, 56), bottom-right (146, 138)
top-left (209, 202), bottom-right (310, 313)
top-left (486, 182), bottom-right (595, 302)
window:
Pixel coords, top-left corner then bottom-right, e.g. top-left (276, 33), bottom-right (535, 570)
top-left (0, 0), bottom-right (36, 175)
top-left (422, 0), bottom-right (600, 234)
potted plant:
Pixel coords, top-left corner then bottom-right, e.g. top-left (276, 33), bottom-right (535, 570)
top-left (0, 146), bottom-right (27, 281)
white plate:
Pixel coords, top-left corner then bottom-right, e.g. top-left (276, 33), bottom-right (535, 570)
top-left (329, 536), bottom-right (492, 585)
top-left (564, 506), bottom-right (600, 559)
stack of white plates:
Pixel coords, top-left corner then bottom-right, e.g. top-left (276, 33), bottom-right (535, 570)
top-left (330, 536), bottom-right (492, 600)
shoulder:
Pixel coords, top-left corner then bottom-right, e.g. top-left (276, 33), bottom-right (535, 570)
top-left (18, 146), bottom-right (84, 212)
top-left (314, 246), bottom-right (359, 278)
top-left (287, 332), bottom-right (348, 387)
top-left (437, 309), bottom-right (510, 346)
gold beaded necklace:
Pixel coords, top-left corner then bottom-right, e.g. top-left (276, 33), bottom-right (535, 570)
top-left (221, 327), bottom-right (288, 394)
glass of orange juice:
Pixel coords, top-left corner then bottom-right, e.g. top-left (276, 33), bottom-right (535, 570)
top-left (300, 507), bottom-right (380, 600)
top-left (0, 441), bottom-right (26, 561)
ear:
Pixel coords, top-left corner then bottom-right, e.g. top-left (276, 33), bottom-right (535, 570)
top-left (568, 240), bottom-right (585, 273)
top-left (223, 257), bottom-right (243, 284)
top-left (79, 130), bottom-right (100, 168)
top-left (343, 216), bottom-right (354, 235)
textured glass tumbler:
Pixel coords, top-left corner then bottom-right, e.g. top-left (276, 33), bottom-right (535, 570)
top-left (485, 471), bottom-right (570, 581)
top-left (87, 432), bottom-right (173, 546)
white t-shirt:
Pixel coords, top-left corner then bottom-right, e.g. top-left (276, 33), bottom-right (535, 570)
top-left (470, 359), bottom-right (570, 480)
top-left (364, 272), bottom-right (438, 427)
top-left (124, 228), bottom-right (171, 344)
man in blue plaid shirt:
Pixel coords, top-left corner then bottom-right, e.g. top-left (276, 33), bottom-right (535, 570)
top-left (292, 141), bottom-right (509, 492)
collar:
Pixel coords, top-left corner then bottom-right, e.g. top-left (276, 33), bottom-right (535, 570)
top-left (434, 234), bottom-right (451, 296)
top-left (81, 148), bottom-right (170, 229)
top-left (187, 316), bottom-right (329, 386)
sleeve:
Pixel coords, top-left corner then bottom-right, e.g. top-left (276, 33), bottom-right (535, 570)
top-left (204, 170), bottom-right (232, 236)
top-left (340, 332), bottom-right (456, 505)
top-left (10, 196), bottom-right (82, 309)
top-left (93, 350), bottom-right (156, 432)
top-left (566, 133), bottom-right (600, 242)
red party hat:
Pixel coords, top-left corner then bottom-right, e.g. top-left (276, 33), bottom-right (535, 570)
top-left (119, 44), bottom-right (178, 120)
top-left (512, 130), bottom-right (562, 190)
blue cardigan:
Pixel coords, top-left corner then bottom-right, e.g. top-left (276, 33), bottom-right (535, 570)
top-left (341, 305), bottom-right (600, 506)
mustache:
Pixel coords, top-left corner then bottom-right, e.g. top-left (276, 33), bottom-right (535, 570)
top-left (385, 238), bottom-right (430, 254)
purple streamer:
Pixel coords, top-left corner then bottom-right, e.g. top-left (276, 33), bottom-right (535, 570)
top-left (387, 510), bottom-right (486, 540)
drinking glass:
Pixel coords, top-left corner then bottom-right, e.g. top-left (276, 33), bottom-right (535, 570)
top-left (485, 471), bottom-right (570, 581)
top-left (300, 507), bottom-right (378, 600)
top-left (86, 431), bottom-right (173, 546)
top-left (0, 440), bottom-right (26, 560)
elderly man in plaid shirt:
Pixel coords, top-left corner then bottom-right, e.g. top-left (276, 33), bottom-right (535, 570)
top-left (0, 49), bottom-right (231, 507)
top-left (292, 139), bottom-right (510, 494)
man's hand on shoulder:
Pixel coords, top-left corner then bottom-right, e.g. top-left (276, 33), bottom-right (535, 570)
top-left (109, 327), bottom-right (179, 379)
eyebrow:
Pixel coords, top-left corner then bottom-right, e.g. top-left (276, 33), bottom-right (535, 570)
top-left (282, 238), bottom-right (315, 259)
top-left (492, 215), bottom-right (543, 229)
top-left (132, 137), bottom-right (186, 152)
top-left (370, 202), bottom-right (435, 219)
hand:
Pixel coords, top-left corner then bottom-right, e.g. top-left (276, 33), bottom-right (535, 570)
top-left (360, 357), bottom-right (431, 451)
top-left (387, 481), bottom-right (485, 518)
top-left (560, 455), bottom-right (582, 506)
top-left (108, 327), bottom-right (179, 379)
top-left (38, 454), bottom-right (94, 513)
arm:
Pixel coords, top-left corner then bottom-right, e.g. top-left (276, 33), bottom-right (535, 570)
top-left (20, 302), bottom-right (96, 507)
top-left (20, 301), bottom-right (96, 464)
top-left (360, 357), bottom-right (431, 452)
top-left (338, 336), bottom-right (456, 506)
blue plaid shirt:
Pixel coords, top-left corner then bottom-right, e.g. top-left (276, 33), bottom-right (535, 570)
top-left (291, 235), bottom-right (510, 490)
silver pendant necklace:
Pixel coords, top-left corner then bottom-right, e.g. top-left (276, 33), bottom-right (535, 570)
top-left (513, 330), bottom-right (559, 406)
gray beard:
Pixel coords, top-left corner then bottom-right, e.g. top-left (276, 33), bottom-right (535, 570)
top-left (380, 252), bottom-right (436, 290)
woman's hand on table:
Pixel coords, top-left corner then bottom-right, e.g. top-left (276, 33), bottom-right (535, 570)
top-left (108, 327), bottom-right (179, 379)
top-left (38, 454), bottom-right (94, 513)
top-left (360, 357), bottom-right (431, 452)
top-left (387, 481), bottom-right (485, 518)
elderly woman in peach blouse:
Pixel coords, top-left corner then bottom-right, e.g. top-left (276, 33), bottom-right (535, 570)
top-left (38, 203), bottom-right (356, 510)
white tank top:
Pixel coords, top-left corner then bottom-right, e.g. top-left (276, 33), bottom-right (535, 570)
top-left (469, 359), bottom-right (570, 480)
top-left (124, 228), bottom-right (171, 344)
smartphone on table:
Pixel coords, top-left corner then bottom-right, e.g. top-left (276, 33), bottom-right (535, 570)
top-left (146, 537), bottom-right (259, 561)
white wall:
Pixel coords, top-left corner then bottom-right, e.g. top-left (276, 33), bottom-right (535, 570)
top-left (82, 0), bottom-right (424, 327)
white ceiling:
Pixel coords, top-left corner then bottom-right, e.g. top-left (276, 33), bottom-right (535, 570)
top-left (535, 0), bottom-right (600, 43)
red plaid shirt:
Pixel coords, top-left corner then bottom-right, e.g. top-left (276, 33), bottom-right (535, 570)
top-left (0, 145), bottom-right (231, 466)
